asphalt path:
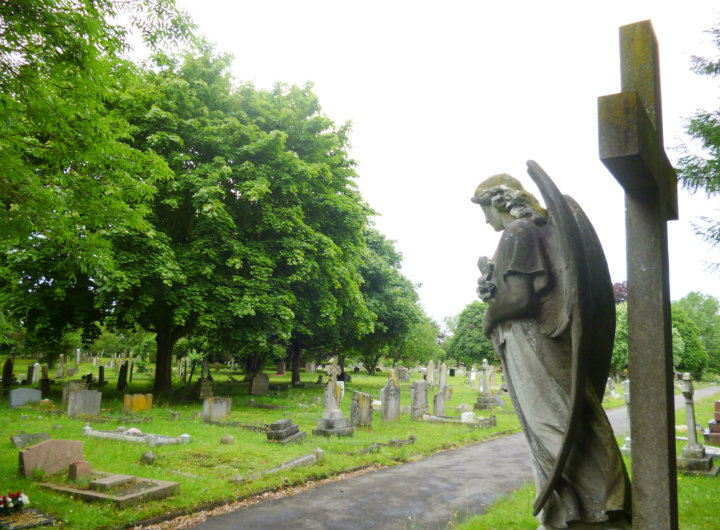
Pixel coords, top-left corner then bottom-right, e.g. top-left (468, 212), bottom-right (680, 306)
top-left (192, 386), bottom-right (720, 530)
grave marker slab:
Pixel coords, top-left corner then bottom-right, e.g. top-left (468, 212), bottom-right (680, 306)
top-left (9, 388), bottom-right (42, 408)
top-left (380, 371), bottom-right (401, 423)
top-left (410, 380), bottom-right (429, 420)
top-left (0, 508), bottom-right (55, 530)
top-left (249, 373), bottom-right (269, 395)
top-left (123, 393), bottom-right (153, 414)
top-left (350, 391), bottom-right (373, 427)
top-left (67, 390), bottom-right (101, 417)
top-left (201, 397), bottom-right (231, 422)
top-left (18, 439), bottom-right (84, 478)
top-left (10, 432), bottom-right (50, 450)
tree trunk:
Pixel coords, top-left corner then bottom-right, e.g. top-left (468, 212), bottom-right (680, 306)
top-left (291, 342), bottom-right (302, 385)
top-left (153, 326), bottom-right (177, 393)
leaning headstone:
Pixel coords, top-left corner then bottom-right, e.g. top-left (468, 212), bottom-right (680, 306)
top-left (123, 393), bottom-right (154, 414)
top-left (67, 390), bottom-right (102, 417)
top-left (380, 370), bottom-right (401, 422)
top-left (231, 448), bottom-right (324, 484)
top-left (267, 418), bottom-right (307, 444)
top-left (18, 439), bottom-right (84, 478)
top-left (410, 380), bottom-right (429, 419)
top-left (426, 360), bottom-right (435, 389)
top-left (2, 356), bottom-right (14, 391)
top-left (676, 373), bottom-right (718, 475)
top-left (249, 373), bottom-right (270, 395)
top-left (9, 388), bottom-right (42, 408)
top-left (201, 396), bottom-right (231, 422)
top-left (26, 364), bottom-right (36, 386)
top-left (276, 361), bottom-right (286, 376)
top-left (98, 366), bottom-right (106, 386)
top-left (350, 391), bottom-right (373, 427)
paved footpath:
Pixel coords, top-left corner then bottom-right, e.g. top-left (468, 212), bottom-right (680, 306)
top-left (193, 386), bottom-right (720, 530)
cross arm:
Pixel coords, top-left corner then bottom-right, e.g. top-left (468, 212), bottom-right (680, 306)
top-left (598, 91), bottom-right (678, 220)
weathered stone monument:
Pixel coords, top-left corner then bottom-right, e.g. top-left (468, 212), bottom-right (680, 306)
top-left (201, 396), bottom-right (231, 422)
top-left (472, 160), bottom-right (631, 526)
top-left (432, 388), bottom-right (446, 417)
top-left (266, 418), bottom-right (306, 444)
top-left (313, 358), bottom-right (353, 436)
top-left (410, 380), bottom-right (429, 419)
top-left (249, 373), bottom-right (269, 395)
top-left (426, 360), bottom-right (435, 389)
top-left (380, 369), bottom-right (401, 422)
top-left (9, 388), bottom-right (42, 408)
top-left (599, 20), bottom-right (678, 528)
top-left (396, 365), bottom-right (409, 383)
top-left (676, 373), bottom-right (718, 475)
top-left (117, 361), bottom-right (129, 392)
top-left (474, 359), bottom-right (497, 410)
top-left (438, 362), bottom-right (448, 391)
top-left (276, 361), bottom-right (286, 376)
top-left (19, 439), bottom-right (84, 478)
top-left (350, 391), bottom-right (373, 427)
top-left (67, 390), bottom-right (102, 417)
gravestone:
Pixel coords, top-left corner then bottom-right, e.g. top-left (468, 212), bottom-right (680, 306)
top-left (123, 393), bottom-right (153, 414)
top-left (396, 366), bottom-right (409, 383)
top-left (0, 508), bottom-right (55, 529)
top-left (62, 380), bottom-right (88, 405)
top-left (66, 367), bottom-right (77, 377)
top-left (599, 20), bottom-right (678, 527)
top-left (98, 366), bottom-right (105, 386)
top-left (676, 373), bottom-right (717, 475)
top-left (350, 391), bottom-right (373, 427)
top-left (313, 358), bottom-right (353, 436)
top-left (410, 380), bottom-right (429, 419)
top-left (475, 359), bottom-right (497, 410)
top-left (44, 471), bottom-right (178, 505)
top-left (117, 361), bottom-right (128, 392)
top-left (433, 390), bottom-right (446, 417)
top-left (380, 370), bottom-right (401, 422)
top-left (41, 365), bottom-right (49, 380)
top-left (129, 361), bottom-right (134, 383)
top-left (9, 388), bottom-right (42, 408)
top-left (83, 426), bottom-right (190, 446)
top-left (276, 361), bottom-right (286, 376)
top-left (11, 432), bottom-right (50, 450)
top-left (39, 377), bottom-right (51, 398)
top-left (621, 379), bottom-right (632, 455)
top-left (266, 418), bottom-right (306, 444)
top-left (26, 364), bottom-right (35, 386)
top-left (2, 357), bottom-right (14, 391)
top-left (18, 439), bottom-right (84, 478)
top-left (426, 360), bottom-right (435, 389)
top-left (56, 355), bottom-right (65, 380)
top-left (249, 373), bottom-right (269, 395)
top-left (438, 362), bottom-right (448, 391)
top-left (201, 397), bottom-right (231, 422)
top-left (67, 390), bottom-right (102, 417)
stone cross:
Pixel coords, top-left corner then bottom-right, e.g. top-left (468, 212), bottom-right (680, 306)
top-left (598, 20), bottom-right (678, 529)
top-left (325, 357), bottom-right (340, 383)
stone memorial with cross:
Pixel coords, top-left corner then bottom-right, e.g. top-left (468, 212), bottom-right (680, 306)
top-left (598, 20), bottom-right (678, 530)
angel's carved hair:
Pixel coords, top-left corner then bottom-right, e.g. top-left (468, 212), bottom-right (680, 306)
top-left (471, 174), bottom-right (547, 223)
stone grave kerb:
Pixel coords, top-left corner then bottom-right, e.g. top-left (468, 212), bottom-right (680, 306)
top-left (598, 20), bottom-right (678, 529)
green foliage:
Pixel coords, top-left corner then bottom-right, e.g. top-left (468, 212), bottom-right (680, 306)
top-left (397, 317), bottom-right (444, 365)
top-left (675, 292), bottom-right (720, 373)
top-left (672, 305), bottom-right (709, 379)
top-left (611, 302), bottom-right (629, 374)
top-left (444, 301), bottom-right (495, 367)
top-left (677, 23), bottom-right (720, 254)
top-left (353, 229), bottom-right (422, 373)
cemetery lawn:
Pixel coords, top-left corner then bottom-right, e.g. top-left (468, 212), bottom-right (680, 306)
top-left (455, 392), bottom-right (720, 530)
top-left (1, 367), bottom-right (521, 530)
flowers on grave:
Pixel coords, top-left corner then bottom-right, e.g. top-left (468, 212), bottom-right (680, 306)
top-left (1, 492), bottom-right (29, 514)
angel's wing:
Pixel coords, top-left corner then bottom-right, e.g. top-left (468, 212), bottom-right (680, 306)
top-left (526, 160), bottom-right (615, 516)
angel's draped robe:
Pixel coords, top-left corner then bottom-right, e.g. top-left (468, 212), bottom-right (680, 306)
top-left (488, 218), bottom-right (631, 528)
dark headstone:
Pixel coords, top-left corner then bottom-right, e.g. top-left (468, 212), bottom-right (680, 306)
top-left (449, 368), bottom-right (456, 377)
top-left (98, 366), bottom-right (105, 386)
top-left (117, 361), bottom-right (128, 392)
top-left (129, 361), bottom-right (134, 383)
top-left (38, 379), bottom-right (51, 398)
top-left (2, 357), bottom-right (14, 390)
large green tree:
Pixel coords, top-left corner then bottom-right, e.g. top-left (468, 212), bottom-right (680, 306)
top-left (671, 305), bottom-right (708, 379)
top-left (105, 51), bottom-right (376, 391)
top-left (0, 0), bottom-right (192, 360)
top-left (444, 300), bottom-right (495, 367)
top-left (674, 291), bottom-right (720, 373)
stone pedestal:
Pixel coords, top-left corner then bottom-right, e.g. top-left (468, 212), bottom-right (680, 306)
top-left (267, 419), bottom-right (306, 444)
top-left (313, 408), bottom-right (353, 436)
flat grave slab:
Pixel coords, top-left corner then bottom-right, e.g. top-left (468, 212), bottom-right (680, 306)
top-left (0, 509), bottom-right (55, 530)
top-left (41, 471), bottom-right (178, 506)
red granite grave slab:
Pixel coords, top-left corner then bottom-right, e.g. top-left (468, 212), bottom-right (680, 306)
top-left (19, 439), bottom-right (83, 478)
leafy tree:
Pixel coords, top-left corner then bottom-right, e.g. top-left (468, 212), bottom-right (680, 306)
top-left (675, 291), bottom-right (720, 373)
top-left (394, 316), bottom-right (444, 366)
top-left (0, 1), bottom-right (192, 364)
top-left (671, 305), bottom-right (708, 379)
top-left (613, 281), bottom-right (628, 304)
top-left (444, 301), bottom-right (495, 367)
top-left (353, 229), bottom-right (421, 375)
top-left (677, 23), bottom-right (720, 253)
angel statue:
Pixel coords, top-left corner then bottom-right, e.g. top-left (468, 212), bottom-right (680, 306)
top-left (472, 161), bottom-right (631, 530)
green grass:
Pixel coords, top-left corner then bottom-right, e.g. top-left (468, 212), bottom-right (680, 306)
top-left (1, 361), bottom-right (520, 529)
top-left (456, 391), bottom-right (720, 530)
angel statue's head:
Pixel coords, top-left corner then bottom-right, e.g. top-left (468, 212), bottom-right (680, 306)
top-left (471, 174), bottom-right (546, 231)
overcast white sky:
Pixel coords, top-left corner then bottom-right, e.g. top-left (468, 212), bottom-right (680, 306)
top-left (173, 0), bottom-right (720, 324)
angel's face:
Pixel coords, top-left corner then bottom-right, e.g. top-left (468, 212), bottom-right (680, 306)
top-left (481, 204), bottom-right (511, 232)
